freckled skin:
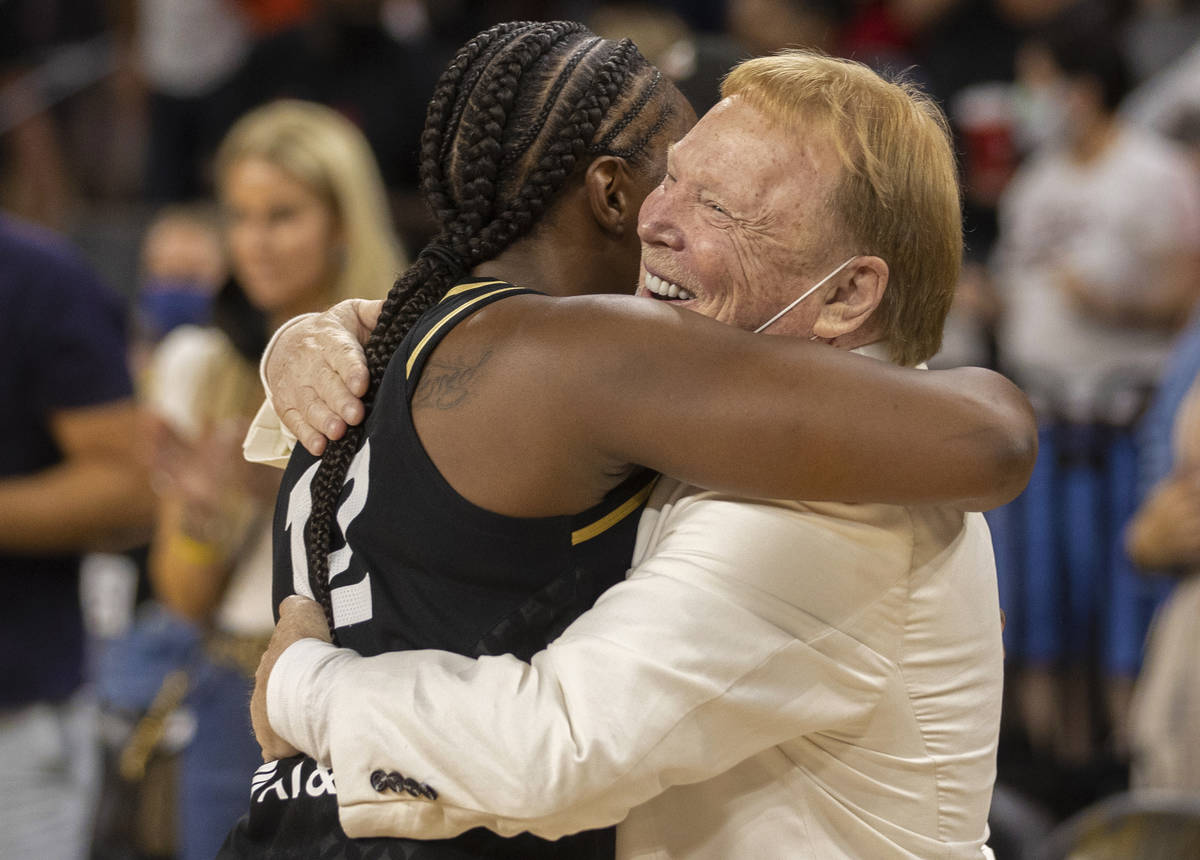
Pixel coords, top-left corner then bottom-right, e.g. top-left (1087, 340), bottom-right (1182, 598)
top-left (636, 96), bottom-right (852, 336)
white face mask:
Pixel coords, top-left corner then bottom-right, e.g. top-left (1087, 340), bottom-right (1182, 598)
top-left (754, 256), bottom-right (858, 334)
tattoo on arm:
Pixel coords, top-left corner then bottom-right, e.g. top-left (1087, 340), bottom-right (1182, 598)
top-left (412, 349), bottom-right (494, 410)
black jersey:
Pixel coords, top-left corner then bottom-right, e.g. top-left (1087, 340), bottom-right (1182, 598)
top-left (221, 279), bottom-right (656, 859)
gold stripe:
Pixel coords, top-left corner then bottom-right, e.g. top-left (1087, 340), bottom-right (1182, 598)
top-left (406, 286), bottom-right (525, 378)
top-left (571, 478), bottom-right (658, 546)
top-left (441, 279), bottom-right (505, 300)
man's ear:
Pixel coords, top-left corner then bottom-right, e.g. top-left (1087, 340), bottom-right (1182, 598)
top-left (584, 155), bottom-right (634, 238)
top-left (812, 255), bottom-right (889, 341)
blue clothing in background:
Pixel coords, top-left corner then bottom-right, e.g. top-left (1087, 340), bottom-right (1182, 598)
top-left (0, 215), bottom-right (133, 707)
top-left (1137, 313), bottom-right (1200, 497)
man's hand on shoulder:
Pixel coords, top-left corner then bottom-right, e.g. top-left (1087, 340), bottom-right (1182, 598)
top-left (265, 299), bottom-right (381, 455)
top-left (252, 595), bottom-right (333, 761)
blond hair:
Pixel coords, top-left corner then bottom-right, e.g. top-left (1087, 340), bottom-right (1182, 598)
top-left (722, 52), bottom-right (961, 366)
top-left (215, 100), bottom-right (405, 304)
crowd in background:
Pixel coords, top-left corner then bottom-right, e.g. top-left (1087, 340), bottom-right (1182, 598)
top-left (2, 0), bottom-right (1200, 858)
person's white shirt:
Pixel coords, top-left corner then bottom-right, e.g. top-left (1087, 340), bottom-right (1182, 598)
top-left (147, 325), bottom-right (273, 636)
top-left (994, 124), bottom-right (1200, 422)
top-left (265, 343), bottom-right (1004, 859)
top-left (140, 0), bottom-right (250, 98)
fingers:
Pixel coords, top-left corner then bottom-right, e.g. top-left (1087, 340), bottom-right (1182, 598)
top-left (278, 594), bottom-right (333, 643)
top-left (278, 594), bottom-right (319, 616)
top-left (276, 379), bottom-right (360, 451)
top-left (303, 355), bottom-right (366, 427)
top-left (328, 299), bottom-right (376, 397)
top-left (355, 299), bottom-right (384, 338)
top-left (337, 348), bottom-right (370, 402)
top-left (301, 384), bottom-right (349, 441)
top-left (268, 306), bottom-right (370, 451)
top-left (257, 719), bottom-right (300, 762)
top-left (278, 382), bottom-right (353, 457)
top-left (279, 406), bottom-right (327, 457)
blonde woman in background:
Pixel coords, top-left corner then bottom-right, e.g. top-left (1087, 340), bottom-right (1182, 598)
top-left (143, 100), bottom-right (402, 860)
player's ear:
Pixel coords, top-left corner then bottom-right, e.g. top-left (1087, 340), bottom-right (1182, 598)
top-left (583, 155), bottom-right (635, 238)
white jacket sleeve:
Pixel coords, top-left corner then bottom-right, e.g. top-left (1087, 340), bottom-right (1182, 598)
top-left (241, 399), bottom-right (297, 468)
top-left (241, 313), bottom-right (314, 468)
top-left (268, 492), bottom-right (911, 841)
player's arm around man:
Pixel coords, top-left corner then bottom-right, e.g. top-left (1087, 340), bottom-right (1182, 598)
top-left (262, 487), bottom-right (911, 839)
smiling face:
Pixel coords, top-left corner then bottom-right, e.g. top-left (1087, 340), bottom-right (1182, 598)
top-left (635, 95), bottom-right (851, 334)
top-left (223, 156), bottom-right (343, 322)
top-left (586, 82), bottom-right (699, 297)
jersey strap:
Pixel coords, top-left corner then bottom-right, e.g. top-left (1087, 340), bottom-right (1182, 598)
top-left (403, 278), bottom-right (536, 383)
top-left (571, 472), bottom-right (659, 545)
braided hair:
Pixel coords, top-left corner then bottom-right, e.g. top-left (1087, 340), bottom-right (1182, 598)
top-left (304, 21), bottom-right (678, 639)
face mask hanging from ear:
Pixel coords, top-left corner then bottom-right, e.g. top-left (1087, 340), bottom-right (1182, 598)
top-left (754, 256), bottom-right (858, 334)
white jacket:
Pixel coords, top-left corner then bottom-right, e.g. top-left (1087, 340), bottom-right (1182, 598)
top-left (269, 477), bottom-right (1002, 858)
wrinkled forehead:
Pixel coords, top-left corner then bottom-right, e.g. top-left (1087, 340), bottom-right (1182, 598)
top-left (674, 96), bottom-right (842, 210)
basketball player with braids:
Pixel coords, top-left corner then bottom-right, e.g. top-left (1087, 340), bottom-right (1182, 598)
top-left (224, 22), bottom-right (1033, 859)
top-left (224, 22), bottom-right (702, 859)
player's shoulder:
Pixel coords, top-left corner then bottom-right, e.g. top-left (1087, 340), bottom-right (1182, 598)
top-left (483, 290), bottom-right (685, 333)
top-left (468, 290), bottom-right (710, 371)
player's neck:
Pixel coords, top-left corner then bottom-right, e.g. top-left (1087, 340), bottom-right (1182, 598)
top-left (471, 235), bottom-right (607, 298)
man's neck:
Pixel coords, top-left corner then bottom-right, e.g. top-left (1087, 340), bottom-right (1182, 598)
top-left (849, 340), bottom-right (892, 362)
top-left (827, 322), bottom-right (885, 356)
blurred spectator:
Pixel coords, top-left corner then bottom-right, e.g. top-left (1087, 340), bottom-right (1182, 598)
top-left (994, 8), bottom-right (1200, 422)
top-left (1122, 0), bottom-right (1200, 85)
top-left (90, 206), bottom-right (228, 860)
top-left (239, 0), bottom-right (313, 34)
top-left (879, 0), bottom-right (1072, 371)
top-left (140, 99), bottom-right (401, 859)
top-left (1124, 38), bottom-right (1200, 141)
top-left (929, 259), bottom-right (1002, 368)
top-left (216, 100), bottom-right (404, 322)
top-left (727, 0), bottom-right (851, 56)
top-left (654, 0), bottom-right (726, 31)
top-left (0, 0), bottom-right (111, 227)
top-left (989, 3), bottom-right (1200, 771)
top-left (839, 1), bottom-right (920, 71)
top-left (1126, 373), bottom-right (1200, 793)
top-left (588, 2), bottom-right (746, 114)
top-left (900, 0), bottom-right (1075, 258)
top-left (130, 0), bottom-right (254, 202)
top-left (224, 0), bottom-right (449, 247)
top-left (848, 3), bottom-right (1072, 395)
top-left (131, 203), bottom-right (227, 376)
top-left (1130, 112), bottom-right (1200, 506)
top-left (0, 213), bottom-right (154, 860)
top-left (1120, 108), bottom-right (1200, 798)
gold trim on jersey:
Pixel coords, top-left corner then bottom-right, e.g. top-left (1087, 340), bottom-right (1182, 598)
top-left (406, 285), bottom-right (524, 378)
top-left (571, 477), bottom-right (659, 546)
top-left (441, 279), bottom-right (505, 301)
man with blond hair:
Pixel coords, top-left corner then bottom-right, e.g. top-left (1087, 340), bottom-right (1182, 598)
top-left (254, 52), bottom-right (1002, 858)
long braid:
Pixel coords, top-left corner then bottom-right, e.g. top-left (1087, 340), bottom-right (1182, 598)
top-left (303, 22), bottom-right (677, 642)
top-left (301, 24), bottom-right (541, 635)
